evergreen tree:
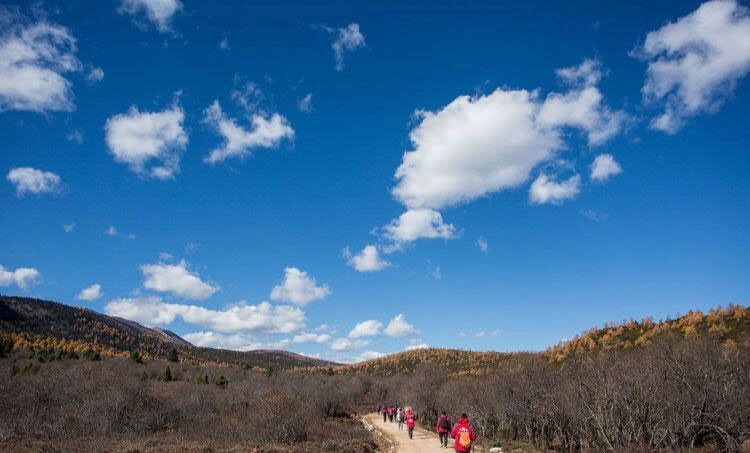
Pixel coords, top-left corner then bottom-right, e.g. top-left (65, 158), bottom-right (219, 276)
top-left (161, 366), bottom-right (172, 382)
top-left (167, 348), bottom-right (179, 362)
top-left (129, 350), bottom-right (143, 364)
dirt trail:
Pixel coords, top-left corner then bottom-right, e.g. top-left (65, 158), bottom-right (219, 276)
top-left (364, 413), bottom-right (452, 453)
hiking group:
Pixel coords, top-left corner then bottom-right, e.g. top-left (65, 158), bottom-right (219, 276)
top-left (377, 404), bottom-right (477, 451)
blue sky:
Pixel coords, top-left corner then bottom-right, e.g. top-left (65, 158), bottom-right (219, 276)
top-left (1, 0), bottom-right (749, 362)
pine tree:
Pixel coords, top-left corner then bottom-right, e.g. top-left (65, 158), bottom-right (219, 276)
top-left (167, 348), bottom-right (179, 362)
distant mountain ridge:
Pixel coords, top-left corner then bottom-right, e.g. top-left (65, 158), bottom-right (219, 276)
top-left (0, 295), bottom-right (335, 369)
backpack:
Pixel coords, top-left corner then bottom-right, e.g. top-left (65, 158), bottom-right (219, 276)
top-left (458, 428), bottom-right (472, 449)
top-left (440, 418), bottom-right (451, 430)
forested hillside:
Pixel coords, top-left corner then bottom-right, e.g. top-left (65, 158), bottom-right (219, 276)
top-left (547, 304), bottom-right (749, 361)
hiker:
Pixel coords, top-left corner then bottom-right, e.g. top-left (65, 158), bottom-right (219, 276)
top-left (397, 407), bottom-right (405, 430)
top-left (436, 411), bottom-right (452, 448)
top-left (383, 405), bottom-right (388, 422)
top-left (388, 406), bottom-right (395, 422)
top-left (405, 407), bottom-right (416, 439)
top-left (450, 413), bottom-right (476, 452)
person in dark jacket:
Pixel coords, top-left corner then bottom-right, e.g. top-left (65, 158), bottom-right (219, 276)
top-left (436, 411), bottom-right (452, 447)
top-left (450, 414), bottom-right (476, 452)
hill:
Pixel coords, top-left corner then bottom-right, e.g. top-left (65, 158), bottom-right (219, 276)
top-left (0, 295), bottom-right (334, 369)
top-left (330, 304), bottom-right (749, 376)
top-left (546, 304), bottom-right (750, 361)
top-left (326, 348), bottom-right (535, 376)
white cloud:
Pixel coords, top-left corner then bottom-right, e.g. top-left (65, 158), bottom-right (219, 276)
top-left (63, 222), bottom-right (75, 233)
top-left (219, 37), bottom-right (229, 50)
top-left (405, 339), bottom-right (429, 351)
top-left (343, 245), bottom-right (390, 272)
top-left (202, 100), bottom-right (294, 164)
top-left (270, 267), bottom-right (330, 306)
top-left (590, 153), bottom-right (622, 182)
top-left (118, 0), bottom-right (182, 33)
top-left (391, 60), bottom-right (623, 215)
top-left (348, 320), bottom-right (383, 338)
top-left (529, 174), bottom-right (581, 205)
top-left (355, 350), bottom-right (385, 362)
top-left (430, 264), bottom-right (442, 280)
top-left (0, 264), bottom-right (40, 289)
top-left (330, 337), bottom-right (369, 351)
top-left (105, 103), bottom-right (188, 179)
top-left (76, 283), bottom-right (102, 301)
top-left (556, 58), bottom-right (603, 87)
top-left (105, 225), bottom-right (134, 238)
top-left (182, 331), bottom-right (265, 351)
top-left (105, 297), bottom-right (305, 334)
top-left (298, 93), bottom-right (313, 113)
top-left (383, 209), bottom-right (456, 244)
top-left (66, 130), bottom-right (83, 143)
top-left (0, 14), bottom-right (81, 113)
top-left (141, 260), bottom-right (218, 300)
top-left (230, 82), bottom-right (264, 112)
top-left (332, 23), bottom-right (365, 71)
top-left (476, 236), bottom-right (489, 253)
top-left (537, 85), bottom-right (627, 146)
top-left (636, 0), bottom-right (750, 132)
top-left (7, 167), bottom-right (61, 196)
top-left (85, 67), bottom-right (104, 84)
top-left (384, 314), bottom-right (415, 337)
top-left (291, 332), bottom-right (331, 344)
top-left (579, 208), bottom-right (608, 222)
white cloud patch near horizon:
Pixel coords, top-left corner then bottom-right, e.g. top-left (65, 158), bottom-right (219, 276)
top-left (105, 103), bottom-right (188, 180)
top-left (330, 337), bottom-right (369, 351)
top-left (76, 283), bottom-right (102, 301)
top-left (0, 13), bottom-right (81, 113)
top-left (590, 153), bottom-right (622, 182)
top-left (529, 174), bottom-right (581, 205)
top-left (0, 264), bottom-right (40, 290)
top-left (182, 331), bottom-right (262, 350)
top-left (105, 297), bottom-right (305, 334)
top-left (332, 23), bottom-right (365, 71)
top-left (202, 100), bottom-right (294, 164)
top-left (343, 245), bottom-right (390, 272)
top-left (141, 260), bottom-right (218, 300)
top-left (384, 314), bottom-right (416, 337)
top-left (291, 332), bottom-right (331, 344)
top-left (269, 267), bottom-right (330, 306)
top-left (7, 167), bottom-right (61, 196)
top-left (118, 0), bottom-right (182, 33)
top-left (635, 0), bottom-right (750, 133)
top-left (355, 350), bottom-right (385, 362)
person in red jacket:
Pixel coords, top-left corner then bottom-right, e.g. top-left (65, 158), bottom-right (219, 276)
top-left (405, 407), bottom-right (416, 439)
top-left (450, 414), bottom-right (476, 452)
top-left (436, 411), bottom-right (452, 448)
